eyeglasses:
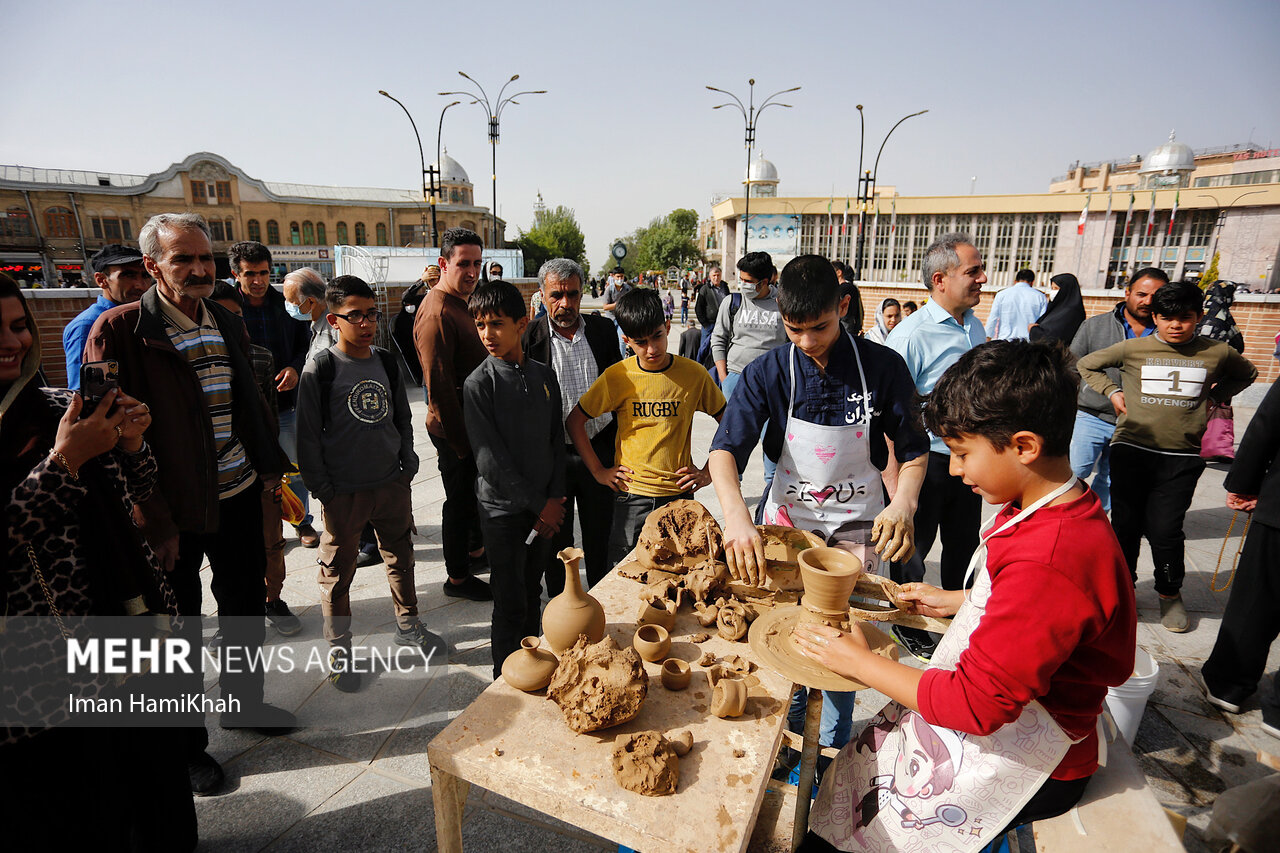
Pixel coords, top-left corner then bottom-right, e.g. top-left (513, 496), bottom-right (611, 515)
top-left (332, 309), bottom-right (382, 325)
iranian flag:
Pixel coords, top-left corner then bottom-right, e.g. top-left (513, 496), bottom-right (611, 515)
top-left (841, 197), bottom-right (849, 235)
top-left (1167, 191), bottom-right (1180, 236)
top-left (890, 196), bottom-right (897, 233)
top-left (1124, 192), bottom-right (1136, 237)
top-left (1146, 192), bottom-right (1157, 236)
top-left (1077, 194), bottom-right (1090, 235)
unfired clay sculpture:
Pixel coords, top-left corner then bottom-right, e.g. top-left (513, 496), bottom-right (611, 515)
top-left (500, 636), bottom-right (558, 692)
top-left (546, 635), bottom-right (648, 733)
top-left (543, 547), bottom-right (607, 653)
top-left (634, 500), bottom-right (723, 573)
top-left (632, 624), bottom-right (671, 662)
top-left (611, 731), bottom-right (680, 796)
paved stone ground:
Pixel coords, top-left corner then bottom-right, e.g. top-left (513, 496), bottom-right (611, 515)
top-left (188, 295), bottom-right (1278, 851)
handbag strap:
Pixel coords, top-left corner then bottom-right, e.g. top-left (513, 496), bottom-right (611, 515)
top-left (26, 545), bottom-right (70, 639)
top-left (1210, 512), bottom-right (1250, 592)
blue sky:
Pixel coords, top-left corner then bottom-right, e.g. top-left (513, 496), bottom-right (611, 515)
top-left (5, 0), bottom-right (1278, 271)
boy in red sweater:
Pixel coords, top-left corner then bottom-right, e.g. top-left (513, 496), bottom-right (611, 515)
top-left (793, 340), bottom-right (1137, 851)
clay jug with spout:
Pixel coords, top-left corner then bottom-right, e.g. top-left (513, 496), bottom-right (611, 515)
top-left (544, 547), bottom-right (607, 653)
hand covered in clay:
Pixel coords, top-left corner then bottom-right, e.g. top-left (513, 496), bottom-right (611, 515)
top-left (792, 622), bottom-right (868, 680)
top-left (674, 464), bottom-right (711, 493)
top-left (870, 504), bottom-right (915, 564)
top-left (722, 515), bottom-right (767, 587)
top-left (896, 582), bottom-right (964, 618)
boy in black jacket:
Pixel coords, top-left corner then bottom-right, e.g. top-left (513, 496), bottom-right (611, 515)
top-left (464, 281), bottom-right (567, 679)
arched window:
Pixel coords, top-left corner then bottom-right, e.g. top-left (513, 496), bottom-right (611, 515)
top-left (336, 222), bottom-right (348, 244)
top-left (266, 220), bottom-right (280, 244)
top-left (315, 222), bottom-right (327, 245)
top-left (354, 222), bottom-right (367, 245)
top-left (302, 221), bottom-right (315, 245)
top-left (289, 222), bottom-right (301, 245)
top-left (247, 219), bottom-right (261, 243)
top-left (3, 207), bottom-right (32, 237)
top-left (450, 189), bottom-right (460, 203)
top-left (44, 206), bottom-right (78, 238)
top-left (375, 223), bottom-right (388, 246)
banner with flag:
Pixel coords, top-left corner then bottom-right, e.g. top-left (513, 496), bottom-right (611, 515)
top-left (1167, 190), bottom-right (1180, 236)
top-left (1077, 193), bottom-right (1091, 236)
top-left (1124, 192), bottom-right (1135, 237)
top-left (841, 197), bottom-right (849, 235)
top-left (890, 196), bottom-right (897, 233)
top-left (1145, 191), bottom-right (1157, 237)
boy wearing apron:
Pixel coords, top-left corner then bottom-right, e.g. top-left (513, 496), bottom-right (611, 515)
top-left (709, 254), bottom-right (930, 763)
top-left (791, 340), bottom-right (1136, 852)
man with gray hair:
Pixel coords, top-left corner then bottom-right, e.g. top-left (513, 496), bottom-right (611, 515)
top-left (523, 257), bottom-right (622, 590)
top-left (883, 232), bottom-right (988, 660)
top-left (282, 267), bottom-right (337, 364)
top-left (85, 212), bottom-right (296, 795)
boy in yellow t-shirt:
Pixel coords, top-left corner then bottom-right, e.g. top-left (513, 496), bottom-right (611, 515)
top-left (568, 288), bottom-right (726, 567)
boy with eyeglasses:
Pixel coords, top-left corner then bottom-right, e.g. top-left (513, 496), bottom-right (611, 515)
top-left (297, 275), bottom-right (444, 691)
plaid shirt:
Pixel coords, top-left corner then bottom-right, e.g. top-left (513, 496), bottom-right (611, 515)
top-left (547, 318), bottom-right (608, 441)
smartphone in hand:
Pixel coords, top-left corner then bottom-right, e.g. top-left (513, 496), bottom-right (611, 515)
top-left (80, 360), bottom-right (119, 418)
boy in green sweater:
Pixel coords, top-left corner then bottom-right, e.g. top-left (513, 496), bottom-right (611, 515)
top-left (1078, 281), bottom-right (1256, 632)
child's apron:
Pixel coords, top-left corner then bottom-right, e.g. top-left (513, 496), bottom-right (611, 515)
top-left (808, 479), bottom-right (1082, 852)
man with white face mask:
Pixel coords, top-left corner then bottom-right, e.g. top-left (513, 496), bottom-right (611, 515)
top-left (283, 267), bottom-right (336, 364)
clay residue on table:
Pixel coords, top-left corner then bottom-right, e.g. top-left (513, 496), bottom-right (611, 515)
top-left (546, 635), bottom-right (648, 733)
top-left (612, 730), bottom-right (680, 796)
top-left (635, 500), bottom-right (723, 573)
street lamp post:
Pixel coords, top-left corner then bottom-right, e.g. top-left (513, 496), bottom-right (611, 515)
top-left (707, 79), bottom-right (800, 256)
top-left (441, 72), bottom-right (546, 249)
top-left (378, 89), bottom-right (430, 248)
top-left (432, 100), bottom-right (461, 248)
top-left (851, 108), bottom-right (928, 282)
top-left (1197, 189), bottom-right (1267, 279)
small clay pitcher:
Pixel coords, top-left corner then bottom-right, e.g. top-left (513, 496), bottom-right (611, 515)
top-left (660, 658), bottom-right (691, 690)
top-left (711, 676), bottom-right (747, 718)
top-left (633, 624), bottom-right (671, 663)
top-left (637, 598), bottom-right (677, 631)
top-left (501, 637), bottom-right (558, 692)
top-left (543, 547), bottom-right (607, 653)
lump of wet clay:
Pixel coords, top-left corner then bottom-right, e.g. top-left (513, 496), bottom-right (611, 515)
top-left (721, 654), bottom-right (754, 676)
top-left (717, 597), bottom-right (750, 642)
top-left (688, 632), bottom-right (711, 644)
top-left (683, 560), bottom-right (728, 605)
top-left (697, 651), bottom-right (716, 667)
top-left (546, 635), bottom-right (648, 733)
top-left (635, 500), bottom-right (723, 573)
top-left (612, 731), bottom-right (679, 796)
top-left (694, 601), bottom-right (720, 627)
top-left (668, 729), bottom-right (693, 757)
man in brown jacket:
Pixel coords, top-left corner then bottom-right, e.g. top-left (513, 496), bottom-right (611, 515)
top-left (85, 213), bottom-right (295, 796)
top-left (412, 227), bottom-right (491, 600)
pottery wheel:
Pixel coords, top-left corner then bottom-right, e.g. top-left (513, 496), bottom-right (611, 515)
top-left (748, 605), bottom-right (899, 692)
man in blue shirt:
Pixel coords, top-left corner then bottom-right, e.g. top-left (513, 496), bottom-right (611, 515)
top-left (63, 243), bottom-right (151, 389)
top-left (984, 268), bottom-right (1046, 340)
top-left (885, 232), bottom-right (987, 659)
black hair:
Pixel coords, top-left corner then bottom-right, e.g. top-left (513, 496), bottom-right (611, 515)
top-left (777, 254), bottom-right (840, 321)
top-left (614, 287), bottom-right (666, 338)
top-left (737, 251), bottom-right (776, 282)
top-left (211, 281), bottom-right (243, 305)
top-left (1129, 267), bottom-right (1170, 288)
top-left (903, 300), bottom-right (918, 312)
top-left (326, 275), bottom-right (376, 310)
top-left (227, 240), bottom-right (272, 273)
top-left (468, 280), bottom-right (526, 321)
top-left (1015, 268), bottom-right (1035, 283)
top-left (1151, 281), bottom-right (1204, 317)
top-left (488, 262), bottom-right (503, 273)
top-left (881, 297), bottom-right (901, 311)
top-left (441, 227), bottom-right (483, 261)
top-left (0, 271), bottom-right (21, 300)
top-left (924, 340), bottom-right (1078, 456)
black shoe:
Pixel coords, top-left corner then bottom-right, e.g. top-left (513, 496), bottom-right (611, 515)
top-left (265, 599), bottom-right (302, 636)
top-left (395, 621), bottom-right (449, 662)
top-left (891, 625), bottom-right (938, 662)
top-left (207, 629), bottom-right (223, 650)
top-left (188, 751), bottom-right (225, 796)
top-left (328, 647), bottom-right (361, 693)
top-left (220, 702), bottom-right (297, 736)
top-left (443, 576), bottom-right (492, 601)
top-left (356, 544), bottom-right (380, 568)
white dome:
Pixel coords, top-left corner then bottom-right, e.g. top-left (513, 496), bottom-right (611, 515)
top-left (1139, 131), bottom-right (1195, 175)
top-left (745, 154), bottom-right (779, 184)
top-left (433, 149), bottom-right (471, 184)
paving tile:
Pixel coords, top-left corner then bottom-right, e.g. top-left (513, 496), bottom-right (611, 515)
top-left (267, 770), bottom-right (435, 853)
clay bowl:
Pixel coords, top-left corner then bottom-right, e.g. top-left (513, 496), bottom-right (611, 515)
top-left (797, 547), bottom-right (863, 615)
top-left (500, 636), bottom-right (558, 692)
top-left (711, 676), bottom-right (748, 718)
top-left (637, 599), bottom-right (677, 631)
top-left (660, 658), bottom-right (691, 690)
top-left (633, 624), bottom-right (671, 663)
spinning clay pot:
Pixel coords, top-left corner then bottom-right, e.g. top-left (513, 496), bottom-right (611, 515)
top-left (711, 676), bottom-right (748, 718)
top-left (501, 637), bottom-right (558, 692)
top-left (543, 547), bottom-right (606, 653)
top-left (660, 658), bottom-right (691, 690)
top-left (633, 624), bottom-right (671, 662)
top-left (793, 548), bottom-right (861, 653)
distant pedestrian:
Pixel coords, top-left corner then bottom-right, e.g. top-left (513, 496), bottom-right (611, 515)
top-left (985, 268), bottom-right (1046, 341)
top-left (1028, 273), bottom-right (1086, 345)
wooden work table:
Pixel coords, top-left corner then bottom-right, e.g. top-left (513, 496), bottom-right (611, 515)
top-left (427, 565), bottom-right (796, 853)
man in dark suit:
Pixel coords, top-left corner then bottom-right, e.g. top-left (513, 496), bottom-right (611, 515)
top-left (523, 258), bottom-right (622, 591)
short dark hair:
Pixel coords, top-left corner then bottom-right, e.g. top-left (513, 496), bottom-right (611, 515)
top-left (441, 227), bottom-right (483, 261)
top-left (211, 281), bottom-right (242, 305)
top-left (903, 300), bottom-right (918, 312)
top-left (737, 251), bottom-right (776, 282)
top-left (777, 255), bottom-right (840, 322)
top-left (0, 271), bottom-right (21, 300)
top-left (1151, 281), bottom-right (1204, 317)
top-left (924, 340), bottom-right (1078, 456)
top-left (326, 275), bottom-right (376, 309)
top-left (468, 280), bottom-right (526, 321)
top-left (614, 287), bottom-right (666, 338)
top-left (1015, 268), bottom-right (1035, 283)
top-left (228, 241), bottom-right (272, 273)
top-left (1129, 267), bottom-right (1170, 289)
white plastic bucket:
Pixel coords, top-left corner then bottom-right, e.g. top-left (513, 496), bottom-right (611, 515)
top-left (1105, 647), bottom-right (1159, 744)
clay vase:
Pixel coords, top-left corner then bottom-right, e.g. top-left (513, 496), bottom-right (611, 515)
top-left (660, 658), bottom-right (691, 691)
top-left (793, 548), bottom-right (862, 654)
top-left (544, 547), bottom-right (607, 653)
top-left (633, 624), bottom-right (671, 663)
top-left (711, 676), bottom-right (748, 718)
top-left (501, 637), bottom-right (559, 692)
top-left (637, 599), bottom-right (677, 631)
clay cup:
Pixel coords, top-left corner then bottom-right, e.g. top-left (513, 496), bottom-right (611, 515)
top-left (711, 676), bottom-right (748, 718)
top-left (660, 658), bottom-right (691, 690)
top-left (633, 624), bottom-right (671, 663)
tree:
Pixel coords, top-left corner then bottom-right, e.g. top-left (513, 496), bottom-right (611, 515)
top-left (517, 205), bottom-right (587, 275)
top-left (603, 208), bottom-right (701, 279)
top-left (1200, 251), bottom-right (1220, 290)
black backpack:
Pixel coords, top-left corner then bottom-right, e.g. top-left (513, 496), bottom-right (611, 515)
top-left (312, 346), bottom-right (400, 429)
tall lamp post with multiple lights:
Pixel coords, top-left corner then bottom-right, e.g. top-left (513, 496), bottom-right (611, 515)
top-left (431, 99), bottom-right (461, 247)
top-left (441, 71), bottom-right (546, 248)
top-left (851, 107), bottom-right (928, 281)
top-left (378, 89), bottom-right (432, 248)
top-left (707, 79), bottom-right (799, 256)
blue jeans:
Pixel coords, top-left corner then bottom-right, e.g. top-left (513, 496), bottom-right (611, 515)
top-left (721, 371), bottom-right (777, 487)
top-left (276, 407), bottom-right (312, 527)
top-left (1069, 410), bottom-right (1114, 512)
top-left (787, 687), bottom-right (856, 750)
